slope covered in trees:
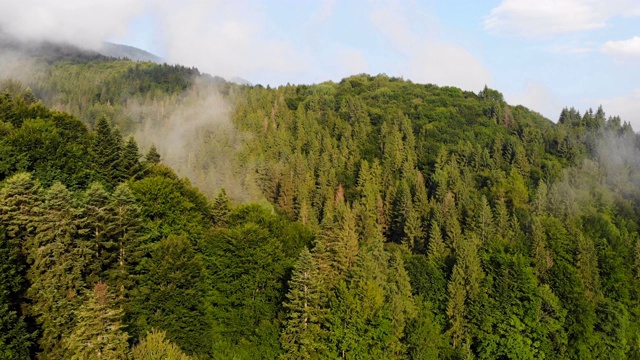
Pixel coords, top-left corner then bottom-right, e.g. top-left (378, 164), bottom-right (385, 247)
top-left (0, 47), bottom-right (639, 359)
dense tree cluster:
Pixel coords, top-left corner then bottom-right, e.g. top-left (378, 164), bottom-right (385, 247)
top-left (1, 52), bottom-right (640, 359)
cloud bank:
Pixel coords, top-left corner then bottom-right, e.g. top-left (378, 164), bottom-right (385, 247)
top-left (370, 3), bottom-right (492, 91)
top-left (602, 36), bottom-right (640, 60)
top-left (0, 0), bottom-right (145, 48)
top-left (485, 0), bottom-right (640, 37)
top-left (601, 89), bottom-right (640, 131)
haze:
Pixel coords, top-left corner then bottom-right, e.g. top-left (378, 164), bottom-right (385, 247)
top-left (1, 0), bottom-right (639, 128)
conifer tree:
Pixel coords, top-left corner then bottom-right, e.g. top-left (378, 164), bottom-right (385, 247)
top-left (326, 242), bottom-right (394, 359)
top-left (575, 232), bottom-right (602, 305)
top-left (64, 282), bottom-right (129, 359)
top-left (472, 195), bottom-right (493, 244)
top-left (281, 248), bottom-right (325, 359)
top-left (81, 182), bottom-right (113, 284)
top-left (132, 329), bottom-right (191, 360)
top-left (211, 188), bottom-right (232, 227)
top-left (120, 136), bottom-right (142, 180)
top-left (109, 183), bottom-right (142, 298)
top-left (533, 180), bottom-right (549, 215)
top-left (28, 182), bottom-right (93, 359)
top-left (129, 235), bottom-right (210, 356)
top-left (313, 203), bottom-right (361, 294)
top-left (0, 173), bottom-right (41, 358)
top-left (427, 219), bottom-right (448, 264)
top-left (404, 205), bottom-right (423, 251)
top-left (494, 195), bottom-right (510, 240)
top-left (0, 173), bottom-right (42, 254)
top-left (92, 116), bottom-right (123, 185)
top-left (386, 251), bottom-right (416, 353)
top-left (145, 144), bottom-right (161, 164)
top-left (0, 227), bottom-right (32, 359)
top-left (531, 216), bottom-right (553, 279)
top-left (446, 233), bottom-right (484, 351)
top-left (635, 239), bottom-right (640, 282)
top-left (406, 299), bottom-right (444, 360)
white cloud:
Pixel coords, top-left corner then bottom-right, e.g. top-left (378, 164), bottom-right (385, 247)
top-left (0, 0), bottom-right (146, 48)
top-left (335, 48), bottom-right (370, 77)
top-left (370, 3), bottom-right (491, 91)
top-left (485, 0), bottom-right (640, 37)
top-left (0, 0), bottom-right (315, 83)
top-left (602, 36), bottom-right (640, 60)
top-left (601, 89), bottom-right (640, 131)
top-left (508, 81), bottom-right (563, 121)
top-left (155, 1), bottom-right (310, 82)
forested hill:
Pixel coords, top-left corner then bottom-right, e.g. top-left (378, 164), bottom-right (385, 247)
top-left (0, 47), bottom-right (640, 359)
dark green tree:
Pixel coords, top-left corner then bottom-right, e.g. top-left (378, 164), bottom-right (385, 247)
top-left (129, 235), bottom-right (210, 356)
top-left (64, 282), bottom-right (129, 359)
top-left (281, 248), bottom-right (325, 359)
top-left (145, 144), bottom-right (161, 164)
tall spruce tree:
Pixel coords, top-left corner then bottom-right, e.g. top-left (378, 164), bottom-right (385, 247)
top-left (0, 227), bottom-right (32, 359)
top-left (281, 248), bottom-right (325, 359)
top-left (64, 282), bottom-right (129, 359)
top-left (129, 235), bottom-right (210, 356)
top-left (92, 116), bottom-right (123, 186)
top-left (132, 329), bottom-right (191, 360)
top-left (28, 182), bottom-right (94, 359)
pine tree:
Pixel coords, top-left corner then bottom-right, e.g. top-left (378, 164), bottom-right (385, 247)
top-left (494, 195), bottom-right (510, 240)
top-left (318, 203), bottom-right (361, 288)
top-left (446, 233), bottom-right (484, 351)
top-left (145, 144), bottom-right (161, 164)
top-left (472, 195), bottom-right (493, 244)
top-left (120, 136), bottom-right (142, 180)
top-left (0, 173), bottom-right (41, 358)
top-left (427, 219), bottom-right (448, 264)
top-left (443, 193), bottom-right (462, 253)
top-left (0, 173), bottom-right (42, 254)
top-left (575, 232), bottom-right (602, 305)
top-left (64, 282), bottom-right (129, 359)
top-left (211, 188), bottom-right (232, 227)
top-left (635, 239), bottom-right (640, 282)
top-left (128, 235), bottom-right (210, 356)
top-left (92, 116), bottom-right (123, 185)
top-left (326, 241), bottom-right (394, 359)
top-left (404, 205), bottom-right (423, 251)
top-left (28, 182), bottom-right (94, 358)
top-left (531, 216), bottom-right (553, 279)
top-left (281, 248), bottom-right (325, 359)
top-left (386, 251), bottom-right (416, 355)
top-left (447, 255), bottom-right (468, 350)
top-left (81, 182), bottom-right (113, 285)
top-left (406, 299), bottom-right (445, 360)
top-left (132, 329), bottom-right (191, 360)
top-left (108, 183), bottom-right (142, 299)
top-left (533, 180), bottom-right (549, 215)
top-left (0, 227), bottom-right (33, 359)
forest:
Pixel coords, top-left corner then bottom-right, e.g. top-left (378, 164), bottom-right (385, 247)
top-left (0, 43), bottom-right (639, 359)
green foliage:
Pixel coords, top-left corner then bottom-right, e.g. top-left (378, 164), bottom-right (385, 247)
top-left (132, 329), bottom-right (191, 360)
top-left (0, 227), bottom-right (33, 359)
top-left (203, 204), bottom-right (311, 359)
top-left (64, 282), bottom-right (129, 359)
top-left (1, 49), bottom-right (640, 359)
top-left (280, 248), bottom-right (325, 359)
top-left (129, 235), bottom-right (210, 357)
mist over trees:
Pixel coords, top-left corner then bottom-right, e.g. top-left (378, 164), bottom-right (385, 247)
top-left (0, 42), bottom-right (639, 359)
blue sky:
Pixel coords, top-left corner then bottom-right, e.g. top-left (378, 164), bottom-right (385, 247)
top-left (2, 0), bottom-right (640, 128)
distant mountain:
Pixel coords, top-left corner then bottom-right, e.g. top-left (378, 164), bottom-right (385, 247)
top-left (0, 32), bottom-right (109, 63)
top-left (228, 76), bottom-right (253, 86)
top-left (98, 42), bottom-right (163, 63)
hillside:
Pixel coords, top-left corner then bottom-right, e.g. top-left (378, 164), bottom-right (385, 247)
top-left (0, 42), bottom-right (639, 359)
top-left (98, 42), bottom-right (163, 63)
